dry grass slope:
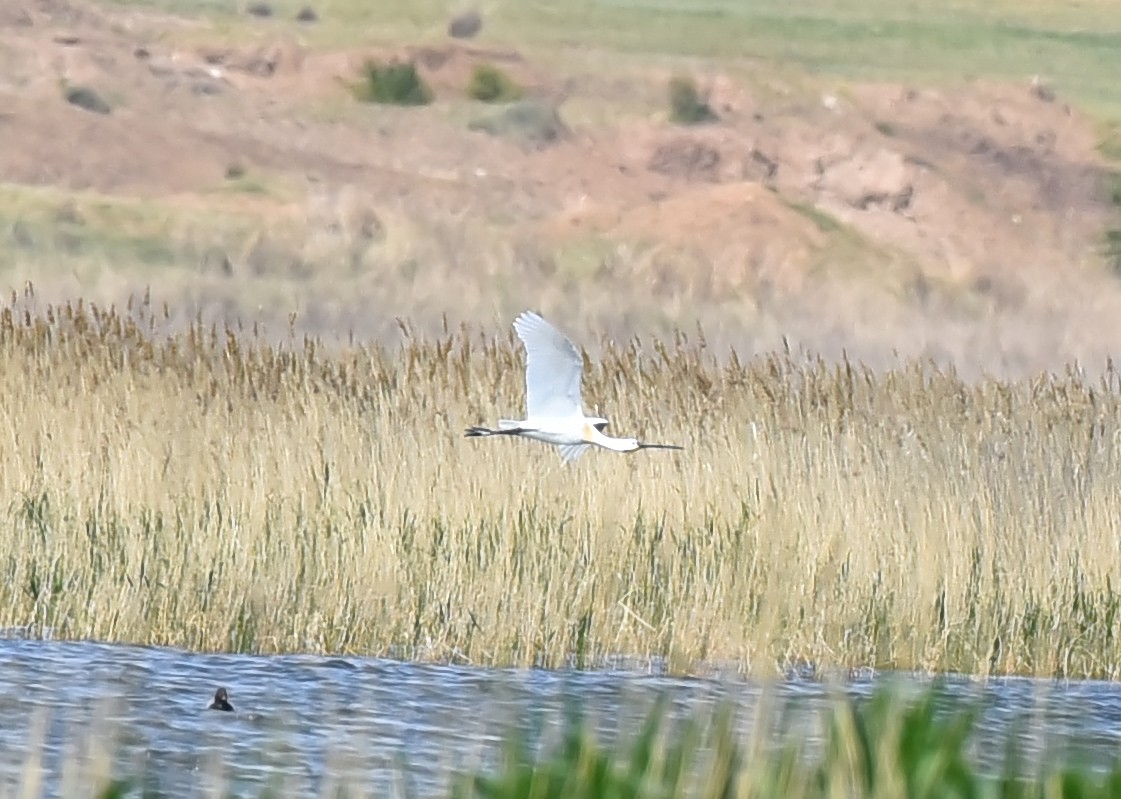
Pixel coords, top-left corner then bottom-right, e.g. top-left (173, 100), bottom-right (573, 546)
top-left (1, 291), bottom-right (1120, 677)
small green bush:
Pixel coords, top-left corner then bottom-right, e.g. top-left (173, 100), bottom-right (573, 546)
top-left (875, 120), bottom-right (897, 137)
top-left (468, 100), bottom-right (568, 146)
top-left (668, 74), bottom-right (715, 125)
top-left (1105, 229), bottom-right (1121, 276)
top-left (1099, 124), bottom-right (1121, 163)
top-left (466, 62), bottom-right (523, 103)
top-left (64, 85), bottom-right (111, 115)
top-left (352, 60), bottom-right (432, 106)
top-left (1103, 171), bottom-right (1121, 207)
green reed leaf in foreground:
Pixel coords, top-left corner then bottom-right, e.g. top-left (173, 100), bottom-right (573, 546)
top-left (450, 686), bottom-right (1121, 799)
top-left (2, 293), bottom-right (1121, 676)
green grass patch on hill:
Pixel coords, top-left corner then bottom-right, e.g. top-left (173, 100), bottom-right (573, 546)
top-left (101, 0), bottom-right (1121, 114)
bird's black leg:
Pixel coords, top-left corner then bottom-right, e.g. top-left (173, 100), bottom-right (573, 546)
top-left (465, 426), bottom-right (528, 437)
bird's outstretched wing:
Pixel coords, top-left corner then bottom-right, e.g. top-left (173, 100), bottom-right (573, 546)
top-left (513, 311), bottom-right (585, 420)
top-left (556, 443), bottom-right (590, 463)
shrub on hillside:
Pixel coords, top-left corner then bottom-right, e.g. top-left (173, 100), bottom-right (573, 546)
top-left (668, 74), bottom-right (715, 125)
top-left (466, 62), bottom-right (523, 103)
top-left (352, 60), bottom-right (432, 106)
top-left (64, 84), bottom-right (111, 115)
top-left (468, 99), bottom-right (568, 147)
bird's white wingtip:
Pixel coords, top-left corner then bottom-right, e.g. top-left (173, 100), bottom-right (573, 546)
top-left (512, 310), bottom-right (545, 332)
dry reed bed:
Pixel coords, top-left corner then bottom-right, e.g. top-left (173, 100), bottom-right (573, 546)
top-left (0, 294), bottom-right (1119, 677)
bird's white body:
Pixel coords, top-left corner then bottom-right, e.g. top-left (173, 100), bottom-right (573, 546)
top-left (466, 311), bottom-right (682, 462)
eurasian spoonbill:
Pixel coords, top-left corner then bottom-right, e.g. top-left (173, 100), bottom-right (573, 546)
top-left (465, 311), bottom-right (684, 462)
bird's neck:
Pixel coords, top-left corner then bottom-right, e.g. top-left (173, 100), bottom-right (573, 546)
top-left (588, 427), bottom-right (637, 452)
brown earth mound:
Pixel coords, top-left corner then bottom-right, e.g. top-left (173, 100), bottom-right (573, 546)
top-left (0, 0), bottom-right (1119, 374)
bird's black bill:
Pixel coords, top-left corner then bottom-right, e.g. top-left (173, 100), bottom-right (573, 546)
top-left (636, 442), bottom-right (684, 451)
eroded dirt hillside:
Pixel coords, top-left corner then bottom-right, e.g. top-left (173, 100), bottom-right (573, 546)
top-left (1, 0), bottom-right (1119, 375)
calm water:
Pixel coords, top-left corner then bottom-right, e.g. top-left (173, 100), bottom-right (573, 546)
top-left (3, 636), bottom-right (1121, 796)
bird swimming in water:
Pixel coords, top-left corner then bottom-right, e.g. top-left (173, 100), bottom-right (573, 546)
top-left (208, 687), bottom-right (234, 712)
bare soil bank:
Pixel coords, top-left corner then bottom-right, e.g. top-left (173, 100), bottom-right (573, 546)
top-left (1, 0), bottom-right (1119, 377)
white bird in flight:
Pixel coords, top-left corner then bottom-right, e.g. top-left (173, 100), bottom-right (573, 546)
top-left (466, 311), bottom-right (684, 462)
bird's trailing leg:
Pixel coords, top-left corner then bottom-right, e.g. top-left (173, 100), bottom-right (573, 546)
top-left (464, 425), bottom-right (528, 437)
